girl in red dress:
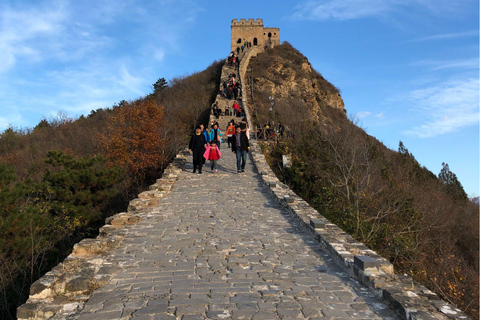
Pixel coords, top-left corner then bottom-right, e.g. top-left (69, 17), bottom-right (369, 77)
top-left (203, 141), bottom-right (222, 173)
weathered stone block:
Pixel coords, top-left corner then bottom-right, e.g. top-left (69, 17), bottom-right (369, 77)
top-left (409, 310), bottom-right (439, 320)
top-left (284, 196), bottom-right (294, 204)
top-left (71, 238), bottom-right (118, 257)
top-left (30, 274), bottom-right (55, 296)
top-left (310, 219), bottom-right (325, 229)
top-left (17, 302), bottom-right (39, 320)
top-left (354, 255), bottom-right (382, 271)
top-left (65, 276), bottom-right (92, 295)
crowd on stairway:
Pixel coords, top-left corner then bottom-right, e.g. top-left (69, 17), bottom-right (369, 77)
top-left (188, 48), bottom-right (253, 175)
top-left (211, 100), bottom-right (246, 119)
top-left (188, 118), bottom-right (250, 175)
top-left (235, 40), bottom-right (252, 55)
top-left (219, 72), bottom-right (242, 100)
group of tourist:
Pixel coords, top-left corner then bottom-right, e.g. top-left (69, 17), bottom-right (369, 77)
top-left (236, 40), bottom-right (252, 54)
top-left (256, 121), bottom-right (287, 140)
top-left (219, 72), bottom-right (242, 100)
top-left (227, 53), bottom-right (239, 68)
top-left (211, 101), bottom-right (246, 119)
top-left (188, 119), bottom-right (250, 174)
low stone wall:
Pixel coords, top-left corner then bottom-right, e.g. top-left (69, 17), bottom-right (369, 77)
top-left (238, 48), bottom-right (470, 320)
top-left (17, 152), bottom-right (188, 320)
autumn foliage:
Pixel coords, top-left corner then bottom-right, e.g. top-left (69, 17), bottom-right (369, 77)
top-left (101, 99), bottom-right (168, 182)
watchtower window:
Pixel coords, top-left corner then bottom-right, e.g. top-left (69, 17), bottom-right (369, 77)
top-left (253, 38), bottom-right (258, 45)
top-left (268, 32), bottom-right (272, 38)
top-left (237, 38), bottom-right (241, 44)
top-left (274, 33), bottom-right (276, 35)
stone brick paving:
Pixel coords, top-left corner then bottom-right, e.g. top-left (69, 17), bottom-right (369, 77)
top-left (66, 139), bottom-right (397, 320)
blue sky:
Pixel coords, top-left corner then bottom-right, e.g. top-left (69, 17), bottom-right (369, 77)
top-left (0, 0), bottom-right (478, 196)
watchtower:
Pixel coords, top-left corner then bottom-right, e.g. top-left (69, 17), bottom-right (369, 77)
top-left (231, 19), bottom-right (280, 53)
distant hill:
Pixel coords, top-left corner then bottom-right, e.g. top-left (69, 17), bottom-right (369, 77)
top-left (247, 42), bottom-right (479, 319)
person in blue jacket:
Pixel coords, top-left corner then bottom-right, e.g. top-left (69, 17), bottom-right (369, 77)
top-left (209, 123), bottom-right (223, 149)
top-left (200, 124), bottom-right (210, 143)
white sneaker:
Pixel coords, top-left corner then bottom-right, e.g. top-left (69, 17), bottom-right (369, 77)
top-left (215, 169), bottom-right (218, 173)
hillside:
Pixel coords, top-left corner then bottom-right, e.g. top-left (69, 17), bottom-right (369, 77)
top-left (0, 60), bottom-right (222, 319)
top-left (246, 43), bottom-right (479, 318)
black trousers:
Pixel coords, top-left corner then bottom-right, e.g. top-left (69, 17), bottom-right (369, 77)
top-left (193, 150), bottom-right (203, 172)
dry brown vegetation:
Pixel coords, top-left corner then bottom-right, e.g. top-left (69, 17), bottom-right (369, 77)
top-left (249, 44), bottom-right (479, 319)
top-left (0, 59), bottom-right (223, 319)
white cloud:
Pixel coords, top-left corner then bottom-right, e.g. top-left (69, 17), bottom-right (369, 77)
top-left (410, 58), bottom-right (479, 71)
top-left (0, 0), bottom-right (203, 128)
top-left (0, 2), bottom-right (67, 73)
top-left (154, 48), bottom-right (166, 62)
top-left (289, 0), bottom-right (473, 21)
top-left (356, 111), bottom-right (372, 118)
top-left (290, 0), bottom-right (393, 20)
top-left (119, 65), bottom-right (146, 96)
top-left (374, 112), bottom-right (385, 119)
top-left (409, 30), bottom-right (479, 42)
top-left (403, 78), bottom-right (479, 138)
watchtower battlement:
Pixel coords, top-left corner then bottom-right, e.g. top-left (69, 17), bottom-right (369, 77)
top-left (231, 18), bottom-right (280, 53)
top-left (231, 18), bottom-right (263, 26)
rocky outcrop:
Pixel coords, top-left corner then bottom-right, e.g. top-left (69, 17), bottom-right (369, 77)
top-left (250, 44), bottom-right (344, 123)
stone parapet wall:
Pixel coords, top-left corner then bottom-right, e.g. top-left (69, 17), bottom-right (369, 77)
top-left (238, 48), bottom-right (470, 320)
top-left (17, 152), bottom-right (189, 320)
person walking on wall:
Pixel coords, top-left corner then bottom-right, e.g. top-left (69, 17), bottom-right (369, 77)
top-left (200, 124), bottom-right (210, 166)
top-left (189, 125), bottom-right (207, 174)
top-left (203, 140), bottom-right (222, 173)
top-left (209, 123), bottom-right (223, 150)
top-left (226, 121), bottom-right (236, 148)
top-left (239, 117), bottom-right (249, 137)
top-left (200, 124), bottom-right (210, 144)
top-left (231, 126), bottom-right (250, 174)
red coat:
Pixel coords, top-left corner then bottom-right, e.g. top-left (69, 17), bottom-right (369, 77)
top-left (203, 146), bottom-right (221, 160)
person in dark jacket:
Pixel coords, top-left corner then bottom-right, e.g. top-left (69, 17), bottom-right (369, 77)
top-left (189, 126), bottom-right (207, 173)
top-left (231, 126), bottom-right (250, 173)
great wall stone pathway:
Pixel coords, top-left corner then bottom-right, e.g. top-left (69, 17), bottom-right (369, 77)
top-left (18, 47), bottom-right (471, 320)
top-left (63, 138), bottom-right (397, 320)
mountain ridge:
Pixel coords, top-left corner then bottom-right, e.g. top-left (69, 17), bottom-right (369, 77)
top-left (246, 42), bottom-right (478, 319)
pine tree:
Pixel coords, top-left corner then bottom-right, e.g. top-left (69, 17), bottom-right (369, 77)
top-left (153, 77), bottom-right (168, 94)
top-left (438, 162), bottom-right (468, 202)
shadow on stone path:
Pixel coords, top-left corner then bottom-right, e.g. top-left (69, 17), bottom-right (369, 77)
top-left (66, 136), bottom-right (398, 320)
